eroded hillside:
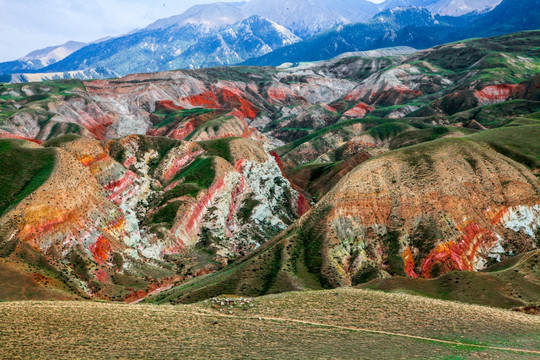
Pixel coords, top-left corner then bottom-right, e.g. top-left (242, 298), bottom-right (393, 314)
top-left (0, 31), bottom-right (539, 303)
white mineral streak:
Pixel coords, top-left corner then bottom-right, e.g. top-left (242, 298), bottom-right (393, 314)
top-left (500, 205), bottom-right (540, 240)
top-left (241, 156), bottom-right (295, 228)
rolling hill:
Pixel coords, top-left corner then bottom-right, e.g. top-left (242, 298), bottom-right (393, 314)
top-left (1, 289), bottom-right (539, 359)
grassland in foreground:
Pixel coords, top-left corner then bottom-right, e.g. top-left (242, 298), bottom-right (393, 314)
top-left (0, 288), bottom-right (539, 359)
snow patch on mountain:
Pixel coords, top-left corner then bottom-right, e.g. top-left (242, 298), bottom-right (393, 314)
top-left (243, 0), bottom-right (349, 38)
top-left (21, 41), bottom-right (88, 68)
top-left (429, 0), bottom-right (502, 16)
top-left (145, 2), bottom-right (247, 32)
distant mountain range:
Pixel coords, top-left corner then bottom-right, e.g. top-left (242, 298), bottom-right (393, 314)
top-left (382, 0), bottom-right (502, 16)
top-left (0, 41), bottom-right (87, 74)
top-left (1, 0), bottom-right (538, 82)
top-left (42, 14), bottom-right (300, 76)
top-left (243, 0), bottom-right (380, 37)
top-left (244, 0), bottom-right (540, 66)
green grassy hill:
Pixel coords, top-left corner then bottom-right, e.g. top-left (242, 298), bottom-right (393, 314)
top-left (0, 139), bottom-right (56, 216)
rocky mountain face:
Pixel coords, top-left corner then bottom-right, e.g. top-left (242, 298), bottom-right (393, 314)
top-left (427, 0), bottom-right (502, 16)
top-left (311, 0), bottom-right (381, 23)
top-left (0, 132), bottom-right (305, 300)
top-left (0, 31), bottom-right (539, 303)
top-left (169, 16), bottom-right (300, 70)
top-left (469, 0), bottom-right (540, 35)
top-left (40, 15), bottom-right (300, 77)
top-left (244, 0), bottom-right (540, 66)
top-left (145, 2), bottom-right (248, 31)
top-left (243, 0), bottom-right (380, 38)
top-left (243, 7), bottom-right (440, 66)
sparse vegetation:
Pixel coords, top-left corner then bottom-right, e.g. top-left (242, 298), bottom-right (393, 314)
top-left (1, 289), bottom-right (539, 359)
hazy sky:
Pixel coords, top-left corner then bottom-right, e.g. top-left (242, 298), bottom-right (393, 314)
top-left (0, 0), bottom-right (385, 62)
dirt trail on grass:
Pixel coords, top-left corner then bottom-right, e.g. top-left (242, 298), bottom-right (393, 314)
top-left (3, 301), bottom-right (536, 356)
top-left (187, 308), bottom-right (540, 356)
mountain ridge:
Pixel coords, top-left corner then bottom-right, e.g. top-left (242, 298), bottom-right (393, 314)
top-left (243, 0), bottom-right (540, 66)
top-left (3, 0), bottom-right (535, 81)
top-left (40, 15), bottom-right (300, 76)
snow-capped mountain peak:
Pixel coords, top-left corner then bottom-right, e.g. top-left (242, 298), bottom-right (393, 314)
top-left (20, 41), bottom-right (87, 68)
top-left (382, 0), bottom-right (503, 16)
top-left (242, 0), bottom-right (350, 38)
top-left (428, 0), bottom-right (503, 16)
top-left (145, 2), bottom-right (247, 32)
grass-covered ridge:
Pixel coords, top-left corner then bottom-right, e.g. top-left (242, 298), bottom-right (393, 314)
top-left (468, 123), bottom-right (540, 169)
top-left (147, 201), bottom-right (184, 228)
top-left (450, 100), bottom-right (540, 128)
top-left (275, 117), bottom-right (403, 157)
top-left (150, 156), bottom-right (218, 226)
top-left (191, 66), bottom-right (278, 83)
top-left (389, 126), bottom-right (475, 150)
top-left (0, 140), bottom-right (56, 216)
top-left (359, 250), bottom-right (540, 309)
top-left (168, 157), bottom-right (216, 190)
top-left (364, 122), bottom-right (412, 141)
top-left (197, 137), bottom-right (236, 163)
top-left (151, 108), bottom-right (214, 129)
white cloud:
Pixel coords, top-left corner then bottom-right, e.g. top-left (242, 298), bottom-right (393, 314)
top-left (0, 0), bottom-right (239, 62)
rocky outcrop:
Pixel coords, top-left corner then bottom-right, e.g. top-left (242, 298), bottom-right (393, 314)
top-left (342, 102), bottom-right (375, 118)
